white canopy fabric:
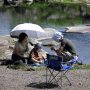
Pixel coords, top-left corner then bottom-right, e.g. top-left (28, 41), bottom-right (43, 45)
top-left (10, 23), bottom-right (46, 39)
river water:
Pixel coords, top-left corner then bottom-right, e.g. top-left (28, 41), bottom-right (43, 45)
top-left (0, 7), bottom-right (90, 64)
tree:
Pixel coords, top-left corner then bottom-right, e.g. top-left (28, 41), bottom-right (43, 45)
top-left (3, 0), bottom-right (10, 5)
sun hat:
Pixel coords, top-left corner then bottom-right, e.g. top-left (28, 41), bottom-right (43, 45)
top-left (52, 31), bottom-right (63, 42)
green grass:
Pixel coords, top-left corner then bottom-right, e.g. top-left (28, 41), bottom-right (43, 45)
top-left (7, 63), bottom-right (90, 71)
top-left (72, 64), bottom-right (90, 70)
top-left (7, 64), bottom-right (29, 70)
top-left (7, 64), bottom-right (46, 71)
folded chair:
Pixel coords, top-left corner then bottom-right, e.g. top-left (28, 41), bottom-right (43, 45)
top-left (46, 54), bottom-right (78, 88)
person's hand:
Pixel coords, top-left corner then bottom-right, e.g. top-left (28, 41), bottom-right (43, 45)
top-left (39, 60), bottom-right (43, 64)
top-left (24, 54), bottom-right (29, 59)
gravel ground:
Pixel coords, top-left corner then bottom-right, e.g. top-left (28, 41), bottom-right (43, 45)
top-left (0, 36), bottom-right (90, 90)
top-left (0, 66), bottom-right (90, 90)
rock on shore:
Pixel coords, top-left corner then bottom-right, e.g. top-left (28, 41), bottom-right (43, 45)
top-left (0, 35), bottom-right (14, 60)
top-left (65, 25), bottom-right (90, 33)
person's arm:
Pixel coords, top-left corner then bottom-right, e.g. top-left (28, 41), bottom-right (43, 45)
top-left (51, 45), bottom-right (65, 55)
top-left (31, 52), bottom-right (42, 63)
top-left (51, 46), bottom-right (62, 53)
top-left (59, 46), bottom-right (64, 52)
top-left (38, 53), bottom-right (44, 60)
top-left (29, 42), bottom-right (33, 46)
top-left (14, 45), bottom-right (21, 56)
top-left (28, 39), bottom-right (34, 46)
top-left (26, 43), bottom-right (29, 52)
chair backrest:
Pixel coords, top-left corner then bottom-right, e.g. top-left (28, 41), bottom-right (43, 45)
top-left (47, 54), bottom-right (63, 71)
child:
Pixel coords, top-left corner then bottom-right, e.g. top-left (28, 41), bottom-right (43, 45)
top-left (29, 43), bottom-right (44, 65)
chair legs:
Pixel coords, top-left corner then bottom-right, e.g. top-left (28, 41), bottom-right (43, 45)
top-left (46, 67), bottom-right (72, 88)
top-left (54, 70), bottom-right (72, 86)
top-left (61, 70), bottom-right (72, 86)
top-left (63, 72), bottom-right (72, 86)
top-left (46, 68), bottom-right (62, 88)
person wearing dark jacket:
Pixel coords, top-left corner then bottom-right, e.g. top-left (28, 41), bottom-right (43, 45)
top-left (51, 32), bottom-right (78, 62)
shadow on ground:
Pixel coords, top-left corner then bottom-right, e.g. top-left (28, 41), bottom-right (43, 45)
top-left (27, 82), bottom-right (58, 89)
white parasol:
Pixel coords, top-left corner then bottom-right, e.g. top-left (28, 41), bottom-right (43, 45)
top-left (10, 23), bottom-right (46, 39)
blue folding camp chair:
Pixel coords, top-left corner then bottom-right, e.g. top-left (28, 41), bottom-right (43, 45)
top-left (46, 54), bottom-right (78, 88)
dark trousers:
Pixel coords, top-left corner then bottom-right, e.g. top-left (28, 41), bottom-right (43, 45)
top-left (12, 54), bottom-right (26, 64)
top-left (12, 54), bottom-right (33, 64)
